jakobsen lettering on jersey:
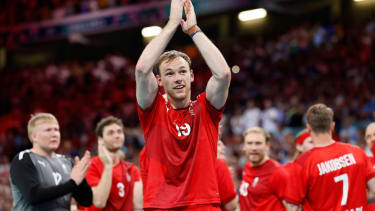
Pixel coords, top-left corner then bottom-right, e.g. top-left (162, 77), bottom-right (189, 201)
top-left (317, 153), bottom-right (356, 176)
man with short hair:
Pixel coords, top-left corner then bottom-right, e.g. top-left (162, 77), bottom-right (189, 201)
top-left (239, 127), bottom-right (288, 211)
top-left (10, 113), bottom-right (92, 211)
top-left (135, 0), bottom-right (231, 209)
top-left (85, 116), bottom-right (142, 211)
top-left (284, 104), bottom-right (375, 211)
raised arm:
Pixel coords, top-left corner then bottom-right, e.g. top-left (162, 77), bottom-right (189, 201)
top-left (91, 141), bottom-right (113, 208)
top-left (180, 0), bottom-right (231, 110)
top-left (135, 0), bottom-right (186, 109)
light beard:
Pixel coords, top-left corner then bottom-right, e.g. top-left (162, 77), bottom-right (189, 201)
top-left (249, 153), bottom-right (266, 167)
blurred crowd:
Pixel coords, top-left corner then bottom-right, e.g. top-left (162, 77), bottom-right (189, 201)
top-left (2, 12), bottom-right (375, 211)
top-left (0, 0), bottom-right (160, 26)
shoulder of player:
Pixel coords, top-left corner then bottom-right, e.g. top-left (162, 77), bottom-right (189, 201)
top-left (13, 149), bottom-right (32, 161)
top-left (11, 149), bottom-right (32, 167)
top-left (216, 158), bottom-right (226, 165)
top-left (293, 149), bottom-right (315, 166)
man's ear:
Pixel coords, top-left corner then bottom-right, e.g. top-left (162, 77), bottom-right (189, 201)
top-left (156, 74), bottom-right (163, 87)
top-left (190, 69), bottom-right (194, 83)
top-left (306, 123), bottom-right (312, 132)
top-left (331, 122), bottom-right (335, 133)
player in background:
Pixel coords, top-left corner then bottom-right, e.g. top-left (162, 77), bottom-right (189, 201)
top-left (135, 0), bottom-right (231, 209)
top-left (239, 127), bottom-right (288, 211)
top-left (284, 104), bottom-right (375, 211)
top-left (84, 116), bottom-right (142, 211)
top-left (216, 140), bottom-right (238, 211)
top-left (292, 129), bottom-right (314, 160)
top-left (365, 122), bottom-right (375, 209)
top-left (10, 113), bottom-right (92, 211)
top-left (282, 129), bottom-right (314, 211)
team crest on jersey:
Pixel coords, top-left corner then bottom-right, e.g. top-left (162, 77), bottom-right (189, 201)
top-left (126, 172), bottom-right (131, 182)
top-left (252, 177), bottom-right (259, 188)
top-left (53, 172), bottom-right (62, 185)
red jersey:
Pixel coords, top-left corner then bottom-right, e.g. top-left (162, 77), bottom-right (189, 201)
top-left (239, 159), bottom-right (287, 211)
top-left (285, 142), bottom-right (375, 211)
top-left (216, 159), bottom-right (236, 210)
top-left (137, 92), bottom-right (223, 209)
top-left (283, 162), bottom-right (312, 211)
top-left (85, 156), bottom-right (140, 211)
top-left (368, 156), bottom-right (375, 211)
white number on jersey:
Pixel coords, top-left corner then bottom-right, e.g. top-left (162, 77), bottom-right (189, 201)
top-left (117, 182), bottom-right (125, 197)
top-left (175, 123), bottom-right (191, 137)
top-left (334, 173), bottom-right (349, 206)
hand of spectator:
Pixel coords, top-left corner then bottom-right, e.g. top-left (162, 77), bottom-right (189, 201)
top-left (70, 150), bottom-right (91, 186)
top-left (180, 0), bottom-right (197, 34)
top-left (98, 140), bottom-right (113, 167)
top-left (169, 0), bottom-right (186, 25)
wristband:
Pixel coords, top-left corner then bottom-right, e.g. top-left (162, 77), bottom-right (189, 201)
top-left (188, 25), bottom-right (202, 38)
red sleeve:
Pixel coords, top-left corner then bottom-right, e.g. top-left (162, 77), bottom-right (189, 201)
top-left (216, 159), bottom-right (237, 204)
top-left (283, 161), bottom-right (307, 205)
top-left (85, 157), bottom-right (102, 187)
top-left (269, 165), bottom-right (289, 199)
top-left (131, 165), bottom-right (141, 182)
top-left (136, 92), bottom-right (162, 134)
top-left (198, 93), bottom-right (224, 125)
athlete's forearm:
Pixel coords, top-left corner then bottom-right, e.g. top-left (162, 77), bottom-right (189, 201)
top-left (135, 21), bottom-right (179, 74)
top-left (224, 195), bottom-right (238, 211)
top-left (283, 200), bottom-right (299, 211)
top-left (133, 180), bottom-right (143, 210)
top-left (191, 31), bottom-right (230, 80)
top-left (73, 179), bottom-right (93, 207)
top-left (92, 166), bottom-right (113, 208)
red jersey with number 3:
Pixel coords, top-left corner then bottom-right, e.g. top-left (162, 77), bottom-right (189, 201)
top-left (85, 156), bottom-right (140, 211)
top-left (284, 142), bottom-right (375, 211)
top-left (137, 92), bottom-right (223, 209)
top-left (239, 159), bottom-right (287, 211)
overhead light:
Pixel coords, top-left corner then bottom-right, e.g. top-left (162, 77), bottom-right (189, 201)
top-left (142, 26), bottom-right (162, 38)
top-left (353, 0), bottom-right (365, 2)
top-left (238, 8), bottom-right (267, 22)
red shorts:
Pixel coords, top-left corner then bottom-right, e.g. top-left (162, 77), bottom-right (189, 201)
top-left (145, 204), bottom-right (221, 211)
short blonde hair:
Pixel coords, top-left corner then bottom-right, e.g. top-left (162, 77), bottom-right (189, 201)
top-left (27, 113), bottom-right (58, 143)
top-left (243, 127), bottom-right (271, 143)
top-left (154, 50), bottom-right (192, 75)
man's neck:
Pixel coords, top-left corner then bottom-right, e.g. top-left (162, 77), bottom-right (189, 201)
top-left (31, 147), bottom-right (54, 158)
top-left (109, 150), bottom-right (121, 166)
top-left (312, 132), bottom-right (335, 147)
top-left (250, 156), bottom-right (269, 167)
top-left (167, 95), bottom-right (191, 109)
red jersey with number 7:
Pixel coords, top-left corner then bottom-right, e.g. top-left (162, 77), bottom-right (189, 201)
top-left (284, 142), bottom-right (375, 211)
top-left (137, 92), bottom-right (223, 209)
top-left (85, 156), bottom-right (140, 211)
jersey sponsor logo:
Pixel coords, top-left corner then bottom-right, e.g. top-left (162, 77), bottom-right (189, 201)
top-left (38, 160), bottom-right (46, 167)
top-left (175, 123), bottom-right (191, 137)
top-left (252, 177), bottom-right (259, 188)
top-left (53, 172), bottom-right (62, 185)
top-left (317, 153), bottom-right (356, 176)
top-left (239, 182), bottom-right (249, 196)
